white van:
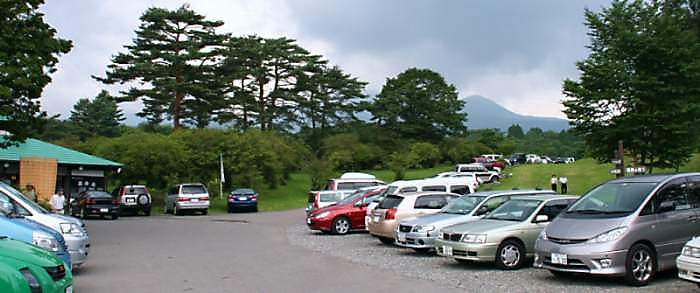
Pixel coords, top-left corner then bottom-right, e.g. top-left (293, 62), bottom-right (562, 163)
top-left (324, 172), bottom-right (385, 191)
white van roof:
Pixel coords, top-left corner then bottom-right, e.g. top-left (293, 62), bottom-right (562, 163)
top-left (339, 172), bottom-right (376, 179)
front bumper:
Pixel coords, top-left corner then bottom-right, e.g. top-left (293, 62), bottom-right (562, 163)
top-left (434, 239), bottom-right (499, 262)
top-left (367, 219), bottom-right (397, 239)
top-left (533, 239), bottom-right (627, 276)
top-left (677, 255), bottom-right (700, 284)
top-left (64, 234), bottom-right (90, 267)
top-left (176, 201), bottom-right (210, 210)
top-left (306, 216), bottom-right (332, 232)
top-left (395, 231), bottom-right (437, 249)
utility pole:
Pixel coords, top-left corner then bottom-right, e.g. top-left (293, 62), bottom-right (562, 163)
top-left (617, 140), bottom-right (625, 178)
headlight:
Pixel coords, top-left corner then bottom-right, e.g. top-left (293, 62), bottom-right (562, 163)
top-left (462, 234), bottom-right (487, 244)
top-left (60, 223), bottom-right (84, 236)
top-left (682, 246), bottom-right (700, 258)
top-left (412, 225), bottom-right (435, 233)
top-left (20, 268), bottom-right (42, 293)
top-left (538, 230), bottom-right (548, 240)
top-left (32, 231), bottom-right (60, 252)
top-left (315, 211), bottom-right (331, 219)
top-left (587, 227), bottom-right (628, 244)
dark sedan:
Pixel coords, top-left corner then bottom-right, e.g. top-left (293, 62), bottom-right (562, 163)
top-left (227, 188), bottom-right (258, 212)
top-left (71, 190), bottom-right (120, 220)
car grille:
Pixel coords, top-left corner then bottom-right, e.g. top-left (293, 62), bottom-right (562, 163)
top-left (442, 233), bottom-right (462, 242)
top-left (543, 257), bottom-right (589, 271)
top-left (547, 236), bottom-right (587, 245)
top-left (399, 225), bottom-right (412, 233)
top-left (44, 265), bottom-right (66, 281)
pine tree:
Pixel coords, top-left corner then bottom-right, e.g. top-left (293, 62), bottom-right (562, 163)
top-left (69, 90), bottom-right (125, 140)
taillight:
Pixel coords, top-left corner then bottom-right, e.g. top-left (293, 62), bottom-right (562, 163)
top-left (199, 196), bottom-right (209, 201)
top-left (252, 194), bottom-right (258, 201)
top-left (177, 197), bottom-right (189, 202)
top-left (227, 194), bottom-right (234, 202)
top-left (385, 208), bottom-right (397, 220)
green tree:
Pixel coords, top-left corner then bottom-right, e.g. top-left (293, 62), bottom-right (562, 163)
top-left (94, 5), bottom-right (224, 129)
top-left (408, 142), bottom-right (442, 168)
top-left (507, 124), bottom-right (525, 139)
top-left (369, 68), bottom-right (466, 141)
top-left (563, 0), bottom-right (700, 171)
top-left (69, 90), bottom-right (125, 140)
top-left (0, 0), bottom-right (72, 147)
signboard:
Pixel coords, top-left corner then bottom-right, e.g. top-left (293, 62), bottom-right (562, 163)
top-left (626, 167), bottom-right (647, 174)
top-left (609, 169), bottom-right (622, 175)
top-left (611, 159), bottom-right (622, 165)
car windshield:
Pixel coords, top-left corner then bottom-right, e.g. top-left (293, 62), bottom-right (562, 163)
top-left (182, 185), bottom-right (206, 194)
top-left (386, 186), bottom-right (399, 195)
top-left (485, 199), bottom-right (542, 221)
top-left (232, 189), bottom-right (255, 195)
top-left (336, 190), bottom-right (366, 205)
top-left (87, 191), bottom-right (112, 198)
top-left (319, 192), bottom-right (344, 203)
top-left (0, 182), bottom-right (49, 214)
top-left (126, 187), bottom-right (147, 195)
top-left (565, 182), bottom-right (657, 216)
top-left (440, 196), bottom-right (486, 215)
top-left (378, 195), bottom-right (403, 209)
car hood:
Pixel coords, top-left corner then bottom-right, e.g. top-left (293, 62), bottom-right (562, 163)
top-left (0, 237), bottom-right (62, 268)
top-left (402, 213), bottom-right (479, 229)
top-left (545, 216), bottom-right (628, 240)
top-left (51, 214), bottom-right (84, 227)
top-left (442, 219), bottom-right (518, 234)
top-left (12, 218), bottom-right (64, 243)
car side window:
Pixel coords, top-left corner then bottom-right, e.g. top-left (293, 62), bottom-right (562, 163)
top-left (650, 178), bottom-right (689, 213)
top-left (450, 185), bottom-right (469, 195)
top-left (400, 187), bottom-right (417, 193)
top-left (422, 185), bottom-right (446, 192)
top-left (536, 200), bottom-right (571, 221)
top-left (414, 195), bottom-right (448, 209)
top-left (482, 196), bottom-right (508, 212)
top-left (688, 176), bottom-right (700, 209)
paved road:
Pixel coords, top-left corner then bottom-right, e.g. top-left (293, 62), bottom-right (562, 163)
top-left (73, 210), bottom-right (464, 292)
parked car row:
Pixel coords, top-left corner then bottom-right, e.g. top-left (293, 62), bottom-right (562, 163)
top-left (306, 172), bottom-right (700, 287)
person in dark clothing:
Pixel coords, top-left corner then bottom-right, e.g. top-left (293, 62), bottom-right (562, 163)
top-left (560, 176), bottom-right (568, 194)
top-left (550, 175), bottom-right (557, 192)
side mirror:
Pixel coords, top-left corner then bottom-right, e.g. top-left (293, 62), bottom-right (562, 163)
top-left (475, 206), bottom-right (489, 216)
top-left (0, 201), bottom-right (13, 216)
top-left (534, 215), bottom-right (549, 223)
top-left (658, 201), bottom-right (676, 213)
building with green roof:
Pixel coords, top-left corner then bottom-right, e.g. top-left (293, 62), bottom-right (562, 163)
top-left (0, 138), bottom-right (122, 202)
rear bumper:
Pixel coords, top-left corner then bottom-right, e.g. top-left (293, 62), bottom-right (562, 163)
top-left (228, 201), bottom-right (257, 208)
top-left (176, 201), bottom-right (210, 210)
top-left (84, 205), bottom-right (119, 215)
top-left (533, 239), bottom-right (627, 276)
top-left (368, 220), bottom-right (398, 239)
top-left (64, 234), bottom-right (90, 267)
top-left (677, 255), bottom-right (700, 284)
top-left (120, 203), bottom-right (150, 211)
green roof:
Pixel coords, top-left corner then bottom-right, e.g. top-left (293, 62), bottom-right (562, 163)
top-left (0, 138), bottom-right (122, 167)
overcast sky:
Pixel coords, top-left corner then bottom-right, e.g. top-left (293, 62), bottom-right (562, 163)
top-left (39, 0), bottom-right (610, 123)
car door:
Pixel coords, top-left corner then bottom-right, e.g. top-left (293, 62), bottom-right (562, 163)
top-left (645, 178), bottom-right (694, 261)
top-left (349, 197), bottom-right (369, 228)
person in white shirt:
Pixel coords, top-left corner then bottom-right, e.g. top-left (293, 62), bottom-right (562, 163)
top-left (560, 176), bottom-right (568, 194)
top-left (50, 190), bottom-right (66, 214)
top-left (550, 175), bottom-right (557, 192)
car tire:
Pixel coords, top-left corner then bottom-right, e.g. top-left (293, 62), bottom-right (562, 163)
top-left (174, 205), bottom-right (181, 216)
top-left (331, 217), bottom-right (351, 235)
top-left (144, 208), bottom-right (151, 216)
top-left (227, 207), bottom-right (233, 213)
top-left (80, 208), bottom-right (87, 219)
top-left (378, 237), bottom-right (394, 245)
top-left (111, 213), bottom-right (119, 220)
top-left (625, 243), bottom-right (656, 286)
top-left (202, 209), bottom-right (208, 216)
top-left (137, 194), bottom-right (150, 207)
top-left (253, 206), bottom-right (258, 212)
top-left (495, 239), bottom-right (525, 270)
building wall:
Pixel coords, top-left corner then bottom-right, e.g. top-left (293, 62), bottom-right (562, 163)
top-left (19, 157), bottom-right (57, 202)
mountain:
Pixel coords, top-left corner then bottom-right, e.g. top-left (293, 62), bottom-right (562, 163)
top-left (463, 95), bottom-right (569, 132)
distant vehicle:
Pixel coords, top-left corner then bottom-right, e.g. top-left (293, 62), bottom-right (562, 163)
top-left (324, 172), bottom-right (385, 191)
top-left (535, 173), bottom-right (700, 286)
top-left (455, 164), bottom-right (500, 183)
top-left (508, 153), bottom-right (526, 165)
top-left (306, 190), bottom-right (354, 214)
top-left (307, 187), bottom-right (386, 235)
top-left (395, 189), bottom-right (557, 252)
top-left (368, 192), bottom-right (459, 245)
top-left (564, 157), bottom-right (576, 164)
top-left (526, 154), bottom-right (541, 164)
top-left (540, 156), bottom-right (554, 164)
top-left (552, 157), bottom-right (566, 164)
top-left (112, 185), bottom-right (151, 216)
top-left (227, 188), bottom-right (258, 212)
top-left (678, 237), bottom-right (700, 288)
top-left (70, 190), bottom-right (120, 220)
top-left (481, 154), bottom-right (503, 161)
top-left (164, 183), bottom-right (210, 216)
top-left (0, 237), bottom-right (73, 293)
top-left (433, 172), bottom-right (480, 191)
top-left (436, 195), bottom-right (576, 270)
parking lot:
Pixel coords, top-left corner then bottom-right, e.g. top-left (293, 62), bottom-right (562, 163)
top-left (71, 210), bottom-right (695, 292)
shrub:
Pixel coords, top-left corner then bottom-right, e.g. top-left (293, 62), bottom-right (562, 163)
top-left (409, 142), bottom-right (441, 168)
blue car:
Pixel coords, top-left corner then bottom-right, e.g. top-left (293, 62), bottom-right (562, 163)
top-left (0, 202), bottom-right (71, 268)
top-left (227, 188), bottom-right (258, 212)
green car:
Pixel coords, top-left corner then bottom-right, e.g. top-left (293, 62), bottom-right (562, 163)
top-left (0, 236), bottom-right (73, 293)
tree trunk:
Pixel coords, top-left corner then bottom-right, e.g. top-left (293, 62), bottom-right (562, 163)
top-left (240, 79), bottom-right (248, 130)
top-left (258, 77), bottom-right (266, 130)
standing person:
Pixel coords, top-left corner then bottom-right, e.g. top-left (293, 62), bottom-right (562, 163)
top-left (550, 175), bottom-right (557, 192)
top-left (560, 176), bottom-right (568, 194)
top-left (23, 184), bottom-right (37, 202)
top-left (50, 190), bottom-right (66, 214)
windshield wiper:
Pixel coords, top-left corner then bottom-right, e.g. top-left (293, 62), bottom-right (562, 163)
top-left (602, 210), bottom-right (633, 214)
top-left (486, 217), bottom-right (520, 221)
top-left (567, 209), bottom-right (604, 214)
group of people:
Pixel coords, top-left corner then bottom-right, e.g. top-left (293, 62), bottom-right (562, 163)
top-left (550, 175), bottom-right (568, 194)
top-left (22, 184), bottom-right (66, 214)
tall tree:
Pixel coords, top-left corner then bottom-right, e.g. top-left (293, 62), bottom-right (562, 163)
top-left (563, 0), bottom-right (700, 171)
top-left (69, 90), bottom-right (125, 140)
top-left (507, 124), bottom-right (525, 139)
top-left (369, 68), bottom-right (466, 141)
top-left (0, 0), bottom-right (72, 147)
top-left (94, 5), bottom-right (224, 129)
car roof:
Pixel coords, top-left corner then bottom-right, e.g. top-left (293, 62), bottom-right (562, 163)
top-left (510, 194), bottom-right (578, 201)
top-left (607, 173), bottom-right (700, 184)
top-left (394, 191), bottom-right (462, 199)
top-left (468, 189), bottom-right (556, 197)
top-left (179, 183), bottom-right (205, 186)
top-left (123, 185), bottom-right (146, 188)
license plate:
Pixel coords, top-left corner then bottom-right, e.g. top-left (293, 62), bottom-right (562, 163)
top-left (397, 233), bottom-right (406, 242)
top-left (239, 197), bottom-right (247, 201)
top-left (443, 245), bottom-right (453, 257)
top-left (66, 286), bottom-right (73, 293)
top-left (99, 208), bottom-right (108, 213)
top-left (126, 198), bottom-right (135, 203)
top-left (306, 218), bottom-right (311, 224)
top-left (373, 216), bottom-right (380, 222)
top-left (551, 253), bottom-right (568, 265)
top-left (191, 198), bottom-right (199, 202)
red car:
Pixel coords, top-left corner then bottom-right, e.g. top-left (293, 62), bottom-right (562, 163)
top-left (306, 187), bottom-right (385, 235)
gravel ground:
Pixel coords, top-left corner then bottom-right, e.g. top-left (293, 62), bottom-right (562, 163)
top-left (287, 224), bottom-right (695, 292)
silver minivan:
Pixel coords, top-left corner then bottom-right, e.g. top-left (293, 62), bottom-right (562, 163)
top-left (164, 183), bottom-right (210, 215)
top-left (534, 173), bottom-right (700, 286)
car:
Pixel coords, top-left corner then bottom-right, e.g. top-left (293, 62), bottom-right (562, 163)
top-left (455, 163), bottom-right (500, 183)
top-left (0, 236), bottom-right (73, 293)
top-left (112, 185), bottom-right (152, 216)
top-left (227, 188), bottom-right (258, 212)
top-left (508, 153), bottom-right (526, 165)
top-left (395, 190), bottom-right (557, 252)
top-left (526, 154), bottom-right (541, 164)
top-left (368, 192), bottom-right (460, 245)
top-left (564, 157), bottom-right (576, 164)
top-left (323, 172), bottom-right (385, 191)
top-left (433, 172), bottom-right (480, 191)
top-left (436, 195), bottom-right (576, 270)
top-left (306, 190), bottom-right (354, 214)
top-left (164, 183), bottom-right (210, 216)
top-left (307, 187), bottom-right (386, 235)
top-left (534, 173), bottom-right (700, 286)
top-left (0, 200), bottom-right (72, 268)
top-left (0, 182), bottom-right (90, 268)
top-left (70, 190), bottom-right (120, 220)
top-left (677, 237), bottom-right (700, 288)
top-left (481, 154), bottom-right (503, 161)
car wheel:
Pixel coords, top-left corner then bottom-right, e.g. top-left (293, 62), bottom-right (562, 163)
top-left (331, 217), bottom-right (351, 235)
top-left (252, 206), bottom-right (258, 212)
top-left (625, 243), bottom-right (656, 286)
top-left (378, 237), bottom-right (395, 245)
top-left (174, 205), bottom-right (181, 216)
top-left (495, 239), bottom-right (525, 270)
top-left (144, 208), bottom-right (151, 216)
top-left (80, 208), bottom-right (87, 219)
top-left (111, 213), bottom-right (119, 220)
top-left (202, 209), bottom-right (208, 216)
top-left (137, 194), bottom-right (150, 206)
